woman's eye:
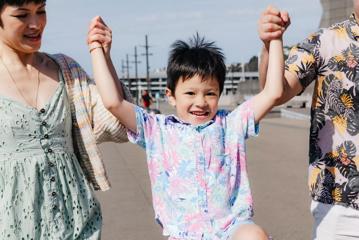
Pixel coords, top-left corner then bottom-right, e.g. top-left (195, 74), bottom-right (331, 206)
top-left (13, 14), bottom-right (27, 18)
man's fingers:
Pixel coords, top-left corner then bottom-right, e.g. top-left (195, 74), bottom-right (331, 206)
top-left (263, 14), bottom-right (285, 25)
top-left (262, 22), bottom-right (284, 32)
top-left (280, 11), bottom-right (289, 23)
top-left (280, 11), bottom-right (291, 28)
top-left (265, 5), bottom-right (280, 16)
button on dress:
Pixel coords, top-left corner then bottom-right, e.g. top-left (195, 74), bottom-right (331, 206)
top-left (0, 75), bottom-right (102, 239)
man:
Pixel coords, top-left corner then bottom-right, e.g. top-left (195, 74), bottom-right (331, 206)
top-left (258, 3), bottom-right (359, 240)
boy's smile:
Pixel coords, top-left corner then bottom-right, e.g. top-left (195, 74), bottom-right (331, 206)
top-left (166, 74), bottom-right (220, 125)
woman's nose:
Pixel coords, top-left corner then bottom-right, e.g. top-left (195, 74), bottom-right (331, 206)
top-left (27, 16), bottom-right (41, 29)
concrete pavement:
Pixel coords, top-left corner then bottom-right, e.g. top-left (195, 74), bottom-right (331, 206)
top-left (95, 108), bottom-right (312, 240)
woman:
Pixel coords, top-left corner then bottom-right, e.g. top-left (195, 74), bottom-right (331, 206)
top-left (0, 0), bottom-right (130, 239)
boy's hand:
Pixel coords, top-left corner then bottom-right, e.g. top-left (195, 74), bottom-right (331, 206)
top-left (87, 16), bottom-right (112, 57)
top-left (258, 6), bottom-right (290, 48)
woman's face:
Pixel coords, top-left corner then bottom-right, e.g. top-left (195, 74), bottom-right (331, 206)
top-left (0, 2), bottom-right (46, 53)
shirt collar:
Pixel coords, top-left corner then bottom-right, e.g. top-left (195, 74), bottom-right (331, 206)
top-left (166, 114), bottom-right (215, 131)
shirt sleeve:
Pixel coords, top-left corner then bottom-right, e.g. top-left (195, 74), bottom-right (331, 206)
top-left (127, 106), bottom-right (157, 148)
top-left (285, 29), bottom-right (323, 91)
top-left (226, 99), bottom-right (259, 139)
top-left (90, 78), bottom-right (133, 143)
top-left (62, 54), bottom-right (133, 144)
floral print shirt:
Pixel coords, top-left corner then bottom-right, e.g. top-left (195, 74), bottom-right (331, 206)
top-left (128, 100), bottom-right (258, 239)
top-left (286, 14), bottom-right (359, 209)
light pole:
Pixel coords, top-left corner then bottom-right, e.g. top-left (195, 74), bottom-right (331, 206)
top-left (141, 35), bottom-right (153, 93)
top-left (132, 46), bottom-right (141, 104)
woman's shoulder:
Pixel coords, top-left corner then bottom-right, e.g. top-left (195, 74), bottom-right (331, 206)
top-left (42, 52), bottom-right (81, 69)
top-left (39, 52), bottom-right (59, 70)
top-left (35, 52), bottom-right (62, 80)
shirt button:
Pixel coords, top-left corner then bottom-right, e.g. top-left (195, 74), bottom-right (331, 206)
top-left (44, 134), bottom-right (49, 139)
top-left (51, 192), bottom-right (57, 197)
top-left (49, 162), bottom-right (54, 167)
top-left (50, 176), bottom-right (56, 182)
top-left (41, 121), bottom-right (47, 126)
top-left (47, 148), bottom-right (53, 153)
top-left (40, 108), bottom-right (46, 114)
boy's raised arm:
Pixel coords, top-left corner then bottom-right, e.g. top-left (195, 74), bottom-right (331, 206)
top-left (252, 38), bottom-right (284, 123)
top-left (258, 7), bottom-right (303, 105)
top-left (90, 46), bottom-right (137, 133)
top-left (88, 17), bottom-right (137, 133)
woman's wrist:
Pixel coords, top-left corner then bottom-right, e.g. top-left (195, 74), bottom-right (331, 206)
top-left (88, 42), bottom-right (102, 53)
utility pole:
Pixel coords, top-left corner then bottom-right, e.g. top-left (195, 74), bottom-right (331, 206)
top-left (121, 59), bottom-right (125, 84)
top-left (141, 35), bottom-right (153, 92)
top-left (132, 46), bottom-right (141, 104)
top-left (121, 58), bottom-right (130, 88)
top-left (126, 54), bottom-right (131, 91)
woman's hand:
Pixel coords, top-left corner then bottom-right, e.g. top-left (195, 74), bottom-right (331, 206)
top-left (87, 16), bottom-right (112, 58)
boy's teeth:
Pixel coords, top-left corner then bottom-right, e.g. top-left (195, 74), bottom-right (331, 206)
top-left (192, 112), bottom-right (206, 116)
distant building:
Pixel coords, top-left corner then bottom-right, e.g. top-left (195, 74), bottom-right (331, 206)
top-left (126, 0), bottom-right (355, 107)
top-left (121, 70), bottom-right (258, 101)
top-left (319, 0), bottom-right (353, 28)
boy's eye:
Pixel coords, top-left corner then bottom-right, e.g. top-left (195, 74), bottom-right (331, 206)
top-left (185, 92), bottom-right (195, 95)
top-left (207, 92), bottom-right (217, 96)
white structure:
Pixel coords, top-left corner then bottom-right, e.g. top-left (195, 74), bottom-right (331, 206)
top-left (320, 0), bottom-right (353, 28)
top-left (121, 71), bottom-right (259, 98)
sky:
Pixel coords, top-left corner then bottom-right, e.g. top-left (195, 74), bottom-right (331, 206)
top-left (42, 0), bottom-right (322, 76)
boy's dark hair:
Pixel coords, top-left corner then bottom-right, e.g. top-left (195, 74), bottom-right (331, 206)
top-left (0, 0), bottom-right (46, 11)
top-left (167, 33), bottom-right (226, 95)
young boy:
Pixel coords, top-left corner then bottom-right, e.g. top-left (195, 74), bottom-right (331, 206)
top-left (88, 17), bottom-right (284, 240)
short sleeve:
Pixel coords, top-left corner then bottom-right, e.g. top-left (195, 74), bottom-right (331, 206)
top-left (54, 53), bottom-right (133, 144)
top-left (91, 80), bottom-right (133, 143)
top-left (226, 99), bottom-right (259, 139)
top-left (285, 30), bottom-right (322, 90)
top-left (127, 106), bottom-right (156, 148)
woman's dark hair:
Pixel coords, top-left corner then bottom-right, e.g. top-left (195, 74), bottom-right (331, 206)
top-left (167, 33), bottom-right (226, 95)
top-left (0, 0), bottom-right (46, 11)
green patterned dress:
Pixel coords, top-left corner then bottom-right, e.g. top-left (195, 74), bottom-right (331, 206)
top-left (0, 74), bottom-right (102, 239)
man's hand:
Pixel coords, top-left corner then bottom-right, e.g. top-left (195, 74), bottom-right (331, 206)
top-left (258, 5), bottom-right (290, 48)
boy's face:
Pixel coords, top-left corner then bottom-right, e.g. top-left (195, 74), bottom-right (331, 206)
top-left (166, 74), bottom-right (220, 125)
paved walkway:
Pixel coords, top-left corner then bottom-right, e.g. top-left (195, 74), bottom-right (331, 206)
top-left (95, 106), bottom-right (313, 240)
